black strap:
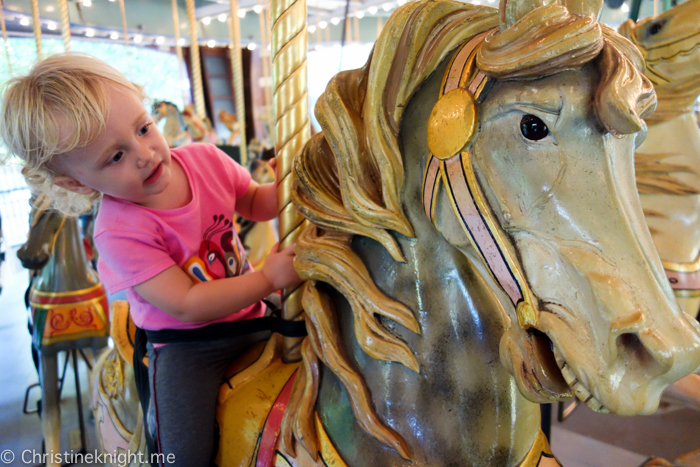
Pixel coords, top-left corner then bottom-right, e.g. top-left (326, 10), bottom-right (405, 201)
top-left (144, 316), bottom-right (307, 344)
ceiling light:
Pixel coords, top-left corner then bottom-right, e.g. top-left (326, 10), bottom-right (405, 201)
top-left (319, 21), bottom-right (327, 29)
top-left (368, 6), bottom-right (377, 14)
top-left (237, 9), bottom-right (246, 18)
top-left (253, 5), bottom-right (263, 13)
top-left (110, 31), bottom-right (119, 40)
top-left (331, 17), bottom-right (340, 25)
top-left (308, 25), bottom-right (317, 33)
top-left (83, 0), bottom-right (92, 6)
top-left (47, 22), bottom-right (57, 31)
top-left (247, 43), bottom-right (256, 50)
top-left (207, 39), bottom-right (216, 47)
top-left (382, 3), bottom-right (392, 11)
top-left (177, 38), bottom-right (186, 46)
top-left (356, 11), bottom-right (365, 18)
top-left (202, 17), bottom-right (211, 25)
top-left (218, 13), bottom-right (227, 22)
top-left (156, 36), bottom-right (165, 45)
top-left (19, 17), bottom-right (30, 26)
top-left (134, 34), bottom-right (142, 43)
top-left (45, 5), bottom-right (55, 12)
top-left (85, 29), bottom-right (95, 37)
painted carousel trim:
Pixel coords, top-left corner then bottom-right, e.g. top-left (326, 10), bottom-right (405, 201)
top-left (30, 283), bottom-right (104, 298)
top-left (517, 430), bottom-right (560, 467)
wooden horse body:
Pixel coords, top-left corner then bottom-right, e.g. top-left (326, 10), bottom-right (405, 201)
top-left (94, 0), bottom-right (700, 465)
top-left (17, 200), bottom-right (108, 467)
top-left (152, 100), bottom-right (191, 148)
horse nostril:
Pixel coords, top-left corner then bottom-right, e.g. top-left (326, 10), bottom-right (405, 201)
top-left (616, 332), bottom-right (664, 373)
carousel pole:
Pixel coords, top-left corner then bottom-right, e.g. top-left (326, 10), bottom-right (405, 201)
top-left (0, 0), bottom-right (12, 74)
top-left (185, 0), bottom-right (206, 118)
top-left (117, 0), bottom-right (128, 47)
top-left (263, 0), bottom-right (275, 139)
top-left (58, 0), bottom-right (70, 51)
top-left (228, 1), bottom-right (247, 164)
top-left (171, 0), bottom-right (188, 107)
top-left (30, 0), bottom-right (42, 59)
top-left (271, 0), bottom-right (309, 362)
top-left (257, 1), bottom-right (274, 140)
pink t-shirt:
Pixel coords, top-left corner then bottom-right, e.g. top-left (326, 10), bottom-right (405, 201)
top-left (94, 143), bottom-right (265, 331)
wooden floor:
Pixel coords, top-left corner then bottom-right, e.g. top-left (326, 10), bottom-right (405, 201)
top-left (0, 245), bottom-right (698, 467)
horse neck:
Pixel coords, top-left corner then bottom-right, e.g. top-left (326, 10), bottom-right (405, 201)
top-left (33, 217), bottom-right (100, 293)
top-left (319, 56), bottom-right (538, 466)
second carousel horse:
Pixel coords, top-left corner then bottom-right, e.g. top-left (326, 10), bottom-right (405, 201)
top-left (17, 196), bottom-right (109, 467)
top-left (219, 109), bottom-right (240, 145)
top-left (152, 100), bottom-right (191, 148)
top-left (182, 104), bottom-right (220, 144)
top-left (620, 0), bottom-right (700, 320)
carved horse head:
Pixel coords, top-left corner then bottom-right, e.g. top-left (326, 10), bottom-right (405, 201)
top-left (619, 0), bottom-right (700, 124)
top-left (288, 0), bottom-right (700, 461)
top-left (17, 194), bottom-right (66, 270)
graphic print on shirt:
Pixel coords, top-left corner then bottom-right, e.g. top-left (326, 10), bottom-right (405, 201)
top-left (183, 214), bottom-right (250, 283)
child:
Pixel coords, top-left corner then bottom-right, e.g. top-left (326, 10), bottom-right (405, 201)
top-left (1, 53), bottom-right (302, 466)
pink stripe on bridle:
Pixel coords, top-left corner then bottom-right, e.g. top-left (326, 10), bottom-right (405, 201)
top-left (422, 32), bottom-right (524, 308)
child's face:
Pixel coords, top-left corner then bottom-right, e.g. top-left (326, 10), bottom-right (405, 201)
top-left (52, 85), bottom-right (172, 208)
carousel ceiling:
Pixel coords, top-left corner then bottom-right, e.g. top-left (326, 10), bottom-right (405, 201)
top-left (0, 0), bottom-right (666, 48)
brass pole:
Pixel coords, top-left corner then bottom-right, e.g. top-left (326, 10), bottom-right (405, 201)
top-left (257, 2), bottom-right (274, 141)
top-left (58, 0), bottom-right (70, 51)
top-left (185, 0), bottom-right (206, 118)
top-left (271, 0), bottom-right (309, 362)
top-left (171, 0), bottom-right (188, 106)
top-left (30, 0), bottom-right (42, 59)
top-left (118, 0), bottom-right (128, 48)
top-left (228, 9), bottom-right (247, 164)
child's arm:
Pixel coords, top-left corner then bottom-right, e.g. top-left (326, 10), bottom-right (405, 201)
top-left (235, 157), bottom-right (279, 222)
top-left (235, 181), bottom-right (277, 222)
top-left (133, 243), bottom-right (300, 322)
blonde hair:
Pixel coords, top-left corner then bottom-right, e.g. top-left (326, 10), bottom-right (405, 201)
top-left (0, 52), bottom-right (146, 215)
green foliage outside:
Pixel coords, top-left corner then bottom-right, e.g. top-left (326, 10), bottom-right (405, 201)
top-left (0, 36), bottom-right (186, 162)
top-left (0, 36), bottom-right (186, 110)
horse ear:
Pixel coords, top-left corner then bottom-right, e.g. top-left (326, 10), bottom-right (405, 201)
top-left (499, 0), bottom-right (551, 29)
top-left (498, 0), bottom-right (602, 29)
top-left (565, 0), bottom-right (604, 19)
top-left (427, 88), bottom-right (477, 160)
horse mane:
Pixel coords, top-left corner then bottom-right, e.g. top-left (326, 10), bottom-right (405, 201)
top-left (283, 0), bottom-right (654, 460)
top-left (635, 152), bottom-right (700, 195)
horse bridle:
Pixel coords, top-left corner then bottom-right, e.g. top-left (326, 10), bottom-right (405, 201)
top-left (422, 32), bottom-right (538, 328)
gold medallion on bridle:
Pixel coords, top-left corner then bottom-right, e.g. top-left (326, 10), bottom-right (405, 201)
top-left (427, 88), bottom-right (477, 160)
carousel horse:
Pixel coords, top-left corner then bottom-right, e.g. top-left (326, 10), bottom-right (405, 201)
top-left (219, 109), bottom-right (240, 145)
top-left (17, 195), bottom-right (109, 467)
top-left (152, 100), bottom-right (190, 148)
top-left (182, 104), bottom-right (220, 144)
top-left (94, 0), bottom-right (700, 465)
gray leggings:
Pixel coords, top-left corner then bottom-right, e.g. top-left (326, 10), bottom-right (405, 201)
top-left (146, 330), bottom-right (270, 467)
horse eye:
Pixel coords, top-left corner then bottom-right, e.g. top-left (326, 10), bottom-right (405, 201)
top-left (647, 21), bottom-right (664, 36)
top-left (520, 114), bottom-right (549, 141)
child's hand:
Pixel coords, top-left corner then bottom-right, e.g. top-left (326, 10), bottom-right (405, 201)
top-left (262, 243), bottom-right (302, 290)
